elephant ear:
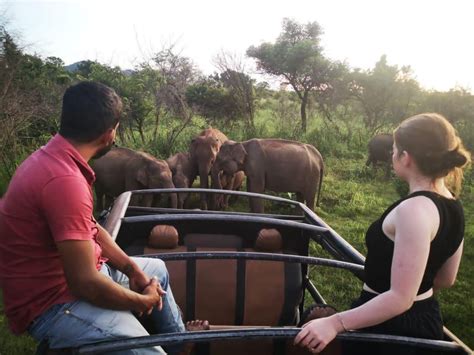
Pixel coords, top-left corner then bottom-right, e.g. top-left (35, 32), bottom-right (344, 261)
top-left (233, 143), bottom-right (247, 166)
top-left (189, 138), bottom-right (197, 155)
top-left (136, 167), bottom-right (148, 186)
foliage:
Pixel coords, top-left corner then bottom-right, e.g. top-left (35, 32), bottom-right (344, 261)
top-left (214, 51), bottom-right (257, 131)
top-left (185, 76), bottom-right (240, 123)
top-left (350, 55), bottom-right (421, 133)
top-left (146, 48), bottom-right (200, 156)
top-left (247, 18), bottom-right (344, 132)
top-left (0, 27), bottom-right (70, 182)
top-left (419, 88), bottom-right (474, 150)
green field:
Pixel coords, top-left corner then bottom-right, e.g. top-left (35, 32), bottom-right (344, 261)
top-left (1, 156), bottom-right (472, 353)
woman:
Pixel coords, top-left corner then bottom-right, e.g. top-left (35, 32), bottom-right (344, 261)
top-left (294, 113), bottom-right (470, 354)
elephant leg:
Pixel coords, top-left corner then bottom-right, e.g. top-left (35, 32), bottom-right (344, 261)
top-left (228, 183), bottom-right (241, 205)
top-left (304, 174), bottom-right (319, 211)
top-left (168, 192), bottom-right (178, 209)
top-left (247, 178), bottom-right (264, 213)
top-left (223, 194), bottom-right (230, 209)
top-left (183, 195), bottom-right (192, 209)
top-left (305, 190), bottom-right (316, 211)
top-left (213, 195), bottom-right (221, 210)
top-left (198, 172), bottom-right (209, 210)
top-left (177, 194), bottom-right (185, 209)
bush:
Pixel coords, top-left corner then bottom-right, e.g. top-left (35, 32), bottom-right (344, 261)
top-left (392, 177), bottom-right (409, 197)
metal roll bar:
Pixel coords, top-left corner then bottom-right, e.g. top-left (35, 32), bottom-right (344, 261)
top-left (75, 328), bottom-right (466, 354)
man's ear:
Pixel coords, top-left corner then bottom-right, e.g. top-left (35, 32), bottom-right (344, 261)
top-left (99, 127), bottom-right (115, 145)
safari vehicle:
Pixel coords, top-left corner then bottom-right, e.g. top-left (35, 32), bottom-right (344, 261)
top-left (74, 188), bottom-right (471, 355)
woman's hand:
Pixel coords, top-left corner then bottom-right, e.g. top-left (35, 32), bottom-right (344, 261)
top-left (294, 315), bottom-right (342, 353)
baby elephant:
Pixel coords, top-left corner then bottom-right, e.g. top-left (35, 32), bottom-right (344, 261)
top-left (91, 147), bottom-right (177, 210)
top-left (366, 133), bottom-right (394, 177)
top-left (214, 171), bottom-right (246, 210)
top-left (166, 152), bottom-right (197, 209)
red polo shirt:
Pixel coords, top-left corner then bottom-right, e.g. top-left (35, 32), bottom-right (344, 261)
top-left (0, 134), bottom-right (105, 334)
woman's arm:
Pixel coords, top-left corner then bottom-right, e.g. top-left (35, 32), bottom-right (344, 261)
top-left (295, 196), bottom-right (439, 352)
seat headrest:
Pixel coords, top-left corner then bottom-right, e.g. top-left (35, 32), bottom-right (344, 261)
top-left (255, 228), bottom-right (283, 252)
top-left (148, 225), bottom-right (179, 249)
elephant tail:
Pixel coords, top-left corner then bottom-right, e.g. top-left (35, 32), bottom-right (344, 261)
top-left (316, 164), bottom-right (323, 207)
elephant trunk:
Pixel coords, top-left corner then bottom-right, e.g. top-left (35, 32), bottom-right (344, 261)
top-left (210, 165), bottom-right (223, 210)
top-left (164, 181), bottom-right (178, 209)
top-left (169, 191), bottom-right (178, 209)
top-left (198, 163), bottom-right (212, 210)
top-left (211, 165), bottom-right (223, 190)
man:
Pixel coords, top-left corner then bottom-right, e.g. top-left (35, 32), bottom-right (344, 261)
top-left (0, 82), bottom-right (203, 354)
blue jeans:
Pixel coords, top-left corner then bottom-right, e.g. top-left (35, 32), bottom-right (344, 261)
top-left (29, 257), bottom-right (185, 354)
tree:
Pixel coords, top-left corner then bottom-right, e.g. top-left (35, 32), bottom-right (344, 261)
top-left (419, 87), bottom-right (474, 150)
top-left (148, 47), bottom-right (199, 155)
top-left (185, 76), bottom-right (239, 124)
top-left (312, 61), bottom-right (352, 122)
top-left (0, 27), bottom-right (70, 183)
top-left (350, 55), bottom-right (420, 132)
top-left (247, 18), bottom-right (340, 132)
top-left (214, 52), bottom-right (257, 132)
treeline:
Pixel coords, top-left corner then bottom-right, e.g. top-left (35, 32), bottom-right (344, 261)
top-left (1, 19), bottom-right (473, 192)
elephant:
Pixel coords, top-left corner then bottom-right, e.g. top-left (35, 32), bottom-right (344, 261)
top-left (91, 147), bottom-right (178, 211)
top-left (166, 152), bottom-right (197, 209)
top-left (366, 133), bottom-right (394, 177)
top-left (189, 128), bottom-right (228, 209)
top-left (211, 139), bottom-right (324, 213)
top-left (214, 170), bottom-right (246, 210)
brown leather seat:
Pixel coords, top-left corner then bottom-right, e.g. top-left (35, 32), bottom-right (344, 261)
top-left (141, 230), bottom-right (304, 355)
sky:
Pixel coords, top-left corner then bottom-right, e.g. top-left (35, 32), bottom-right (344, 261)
top-left (2, 0), bottom-right (474, 92)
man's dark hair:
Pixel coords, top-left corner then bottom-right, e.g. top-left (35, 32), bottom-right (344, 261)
top-left (59, 81), bottom-right (122, 142)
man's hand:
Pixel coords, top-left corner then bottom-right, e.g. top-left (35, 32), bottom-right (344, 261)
top-left (137, 277), bottom-right (167, 316)
top-left (57, 240), bottom-right (166, 314)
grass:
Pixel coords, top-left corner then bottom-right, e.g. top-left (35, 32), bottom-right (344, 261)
top-left (0, 293), bottom-right (36, 354)
top-left (1, 157), bottom-right (473, 353)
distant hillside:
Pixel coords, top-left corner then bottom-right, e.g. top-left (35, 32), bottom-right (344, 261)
top-left (64, 61), bottom-right (83, 73)
top-left (64, 60), bottom-right (133, 76)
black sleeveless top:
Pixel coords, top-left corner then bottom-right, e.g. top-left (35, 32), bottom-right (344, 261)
top-left (364, 191), bottom-right (464, 294)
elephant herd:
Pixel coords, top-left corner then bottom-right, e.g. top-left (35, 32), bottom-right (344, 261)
top-left (91, 128), bottom-right (325, 213)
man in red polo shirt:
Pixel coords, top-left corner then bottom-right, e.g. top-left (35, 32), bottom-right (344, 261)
top-left (0, 82), bottom-right (195, 354)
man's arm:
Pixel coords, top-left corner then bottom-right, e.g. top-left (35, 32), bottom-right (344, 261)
top-left (95, 223), bottom-right (152, 293)
top-left (57, 239), bottom-right (160, 314)
top-left (96, 224), bottom-right (142, 277)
